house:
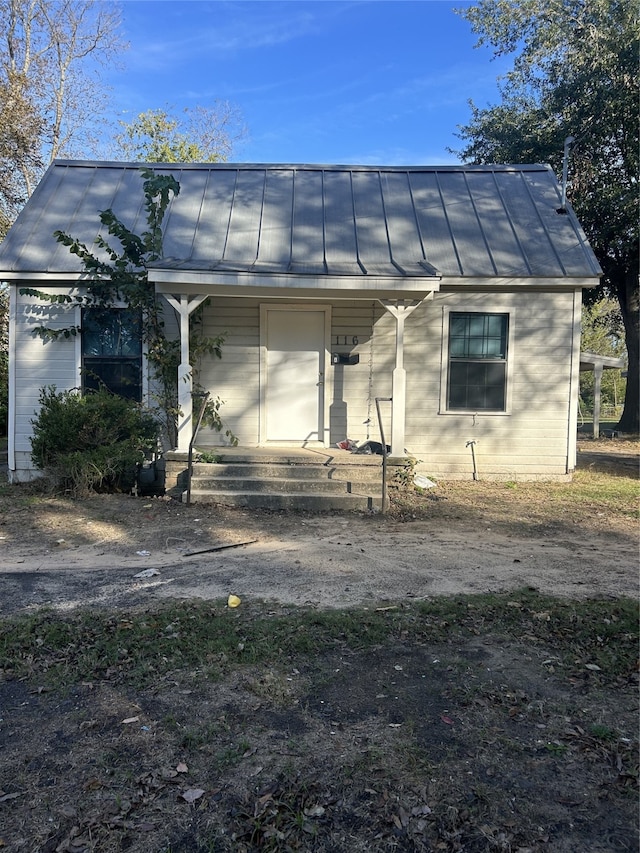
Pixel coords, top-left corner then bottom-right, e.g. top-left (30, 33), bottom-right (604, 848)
top-left (1, 160), bottom-right (602, 487)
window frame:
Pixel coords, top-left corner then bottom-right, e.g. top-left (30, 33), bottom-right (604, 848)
top-left (81, 306), bottom-right (144, 402)
top-left (439, 307), bottom-right (514, 415)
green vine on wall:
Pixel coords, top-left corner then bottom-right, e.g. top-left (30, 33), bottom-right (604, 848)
top-left (20, 168), bottom-right (235, 447)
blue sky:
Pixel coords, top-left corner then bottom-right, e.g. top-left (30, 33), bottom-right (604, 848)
top-left (105, 0), bottom-right (511, 165)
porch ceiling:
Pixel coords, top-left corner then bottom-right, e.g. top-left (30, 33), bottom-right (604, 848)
top-left (151, 268), bottom-right (440, 301)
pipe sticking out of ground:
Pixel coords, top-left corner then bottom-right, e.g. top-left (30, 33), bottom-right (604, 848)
top-left (466, 440), bottom-right (479, 481)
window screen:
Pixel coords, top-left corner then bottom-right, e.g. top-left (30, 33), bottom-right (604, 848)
top-left (447, 313), bottom-right (508, 411)
top-left (82, 308), bottom-right (142, 401)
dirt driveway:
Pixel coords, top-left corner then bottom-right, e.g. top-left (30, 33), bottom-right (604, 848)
top-left (1, 440), bottom-right (637, 615)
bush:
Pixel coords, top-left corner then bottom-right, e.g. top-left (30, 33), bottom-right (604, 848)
top-left (30, 386), bottom-right (160, 495)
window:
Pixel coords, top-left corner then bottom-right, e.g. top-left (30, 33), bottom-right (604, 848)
top-left (82, 308), bottom-right (142, 401)
top-left (447, 312), bottom-right (508, 411)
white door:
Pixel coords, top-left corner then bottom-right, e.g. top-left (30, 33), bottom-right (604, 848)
top-left (262, 306), bottom-right (328, 443)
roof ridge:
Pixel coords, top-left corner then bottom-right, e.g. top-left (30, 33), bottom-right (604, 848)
top-left (50, 159), bottom-right (553, 174)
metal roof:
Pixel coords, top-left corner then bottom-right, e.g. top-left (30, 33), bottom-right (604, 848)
top-left (0, 160), bottom-right (602, 281)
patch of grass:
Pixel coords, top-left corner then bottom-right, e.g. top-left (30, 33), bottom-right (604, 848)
top-left (589, 722), bottom-right (618, 742)
top-left (1, 591), bottom-right (637, 853)
top-left (195, 449), bottom-right (222, 464)
top-left (390, 445), bottom-right (639, 531)
top-left (1, 592), bottom-right (636, 689)
top-left (552, 469), bottom-right (639, 517)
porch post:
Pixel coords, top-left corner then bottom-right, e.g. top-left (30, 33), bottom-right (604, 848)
top-left (592, 362), bottom-right (603, 439)
top-left (381, 300), bottom-right (422, 457)
top-left (163, 294), bottom-right (208, 452)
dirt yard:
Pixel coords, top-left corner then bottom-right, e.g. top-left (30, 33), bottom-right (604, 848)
top-left (0, 438), bottom-right (638, 853)
top-left (1, 439), bottom-right (638, 615)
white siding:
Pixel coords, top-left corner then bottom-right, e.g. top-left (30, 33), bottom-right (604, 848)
top-left (194, 288), bottom-right (580, 478)
top-left (9, 285), bottom-right (158, 480)
top-left (403, 289), bottom-right (580, 478)
top-left (10, 287), bottom-right (80, 480)
top-left (195, 298), bottom-right (262, 444)
top-left (10, 284), bottom-right (581, 481)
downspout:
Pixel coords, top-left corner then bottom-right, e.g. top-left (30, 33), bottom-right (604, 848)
top-left (567, 289), bottom-right (582, 472)
top-left (7, 283), bottom-right (16, 474)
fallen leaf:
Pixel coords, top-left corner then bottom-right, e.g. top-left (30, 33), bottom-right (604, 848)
top-left (176, 762), bottom-right (188, 773)
top-left (161, 768), bottom-right (178, 779)
top-left (440, 715), bottom-right (454, 725)
top-left (122, 716), bottom-right (140, 724)
top-left (228, 594), bottom-right (241, 608)
top-left (133, 568), bottom-right (158, 578)
top-left (304, 805), bottom-right (325, 817)
top-left (585, 663), bottom-right (602, 671)
top-left (0, 793), bottom-right (20, 803)
top-left (58, 804), bottom-right (77, 819)
top-left (180, 788), bottom-right (205, 804)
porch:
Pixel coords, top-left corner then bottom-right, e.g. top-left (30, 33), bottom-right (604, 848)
top-left (163, 445), bottom-right (396, 512)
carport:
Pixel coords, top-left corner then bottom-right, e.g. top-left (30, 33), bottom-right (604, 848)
top-left (579, 351), bottom-right (627, 438)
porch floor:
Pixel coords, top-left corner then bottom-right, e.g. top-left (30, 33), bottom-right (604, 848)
top-left (191, 445), bottom-right (384, 467)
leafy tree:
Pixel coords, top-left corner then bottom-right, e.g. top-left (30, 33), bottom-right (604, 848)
top-left (114, 105), bottom-right (247, 163)
top-left (0, 72), bottom-right (44, 237)
top-left (0, 0), bottom-right (125, 213)
top-left (21, 170), bottom-right (235, 447)
top-left (454, 0), bottom-right (638, 433)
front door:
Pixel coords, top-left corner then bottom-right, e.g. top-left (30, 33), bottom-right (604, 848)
top-left (261, 305), bottom-right (330, 443)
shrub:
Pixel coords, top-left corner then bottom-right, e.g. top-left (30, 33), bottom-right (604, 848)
top-left (30, 386), bottom-right (160, 495)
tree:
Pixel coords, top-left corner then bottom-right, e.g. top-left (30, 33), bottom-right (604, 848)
top-left (114, 105), bottom-right (247, 163)
top-left (0, 0), bottom-right (126, 212)
top-left (0, 72), bottom-right (44, 237)
top-left (454, 0), bottom-right (639, 433)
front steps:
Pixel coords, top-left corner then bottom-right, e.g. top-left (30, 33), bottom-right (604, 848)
top-left (172, 448), bottom-right (385, 511)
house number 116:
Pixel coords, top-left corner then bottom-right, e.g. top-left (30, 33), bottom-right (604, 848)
top-left (333, 335), bottom-right (358, 346)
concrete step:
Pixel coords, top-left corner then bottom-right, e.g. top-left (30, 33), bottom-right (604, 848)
top-left (184, 489), bottom-right (380, 511)
top-left (188, 476), bottom-right (378, 494)
top-left (191, 461), bottom-right (382, 483)
top-left (183, 452), bottom-right (384, 511)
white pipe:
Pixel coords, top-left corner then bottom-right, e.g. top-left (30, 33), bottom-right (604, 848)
top-left (560, 136), bottom-right (575, 211)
